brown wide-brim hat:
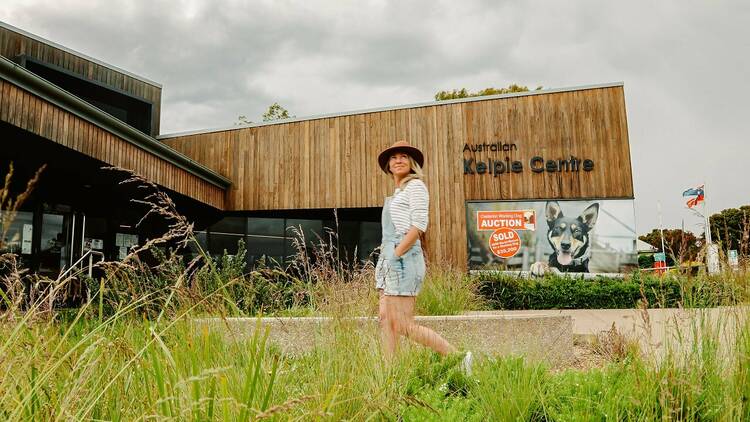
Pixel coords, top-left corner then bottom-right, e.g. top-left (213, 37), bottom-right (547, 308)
top-left (377, 141), bottom-right (425, 174)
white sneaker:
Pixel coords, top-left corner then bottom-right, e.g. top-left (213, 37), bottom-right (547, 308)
top-left (460, 351), bottom-right (473, 376)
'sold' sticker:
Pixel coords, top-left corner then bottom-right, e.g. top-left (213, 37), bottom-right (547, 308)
top-left (488, 227), bottom-right (522, 258)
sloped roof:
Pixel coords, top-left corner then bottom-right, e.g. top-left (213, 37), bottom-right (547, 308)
top-left (0, 55), bottom-right (230, 189)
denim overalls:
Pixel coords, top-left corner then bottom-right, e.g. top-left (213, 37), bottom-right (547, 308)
top-left (375, 195), bottom-right (426, 296)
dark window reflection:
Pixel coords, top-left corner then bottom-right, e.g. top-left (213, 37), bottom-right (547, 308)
top-left (209, 233), bottom-right (243, 257)
top-left (39, 214), bottom-right (65, 275)
top-left (286, 219), bottom-right (323, 246)
top-left (359, 222), bottom-right (381, 262)
top-left (204, 211), bottom-right (382, 271)
top-left (247, 218), bottom-right (284, 237)
top-left (0, 210), bottom-right (34, 256)
top-left (246, 236), bottom-right (285, 267)
top-left (210, 217), bottom-right (246, 234)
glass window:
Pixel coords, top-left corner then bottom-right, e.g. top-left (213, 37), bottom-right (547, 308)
top-left (335, 221), bottom-right (359, 245)
top-left (84, 217), bottom-right (107, 251)
top-left (0, 210), bottom-right (34, 255)
top-left (246, 235), bottom-right (285, 268)
top-left (286, 219), bottom-right (323, 246)
top-left (208, 233), bottom-right (244, 257)
top-left (195, 231), bottom-right (208, 251)
top-left (187, 231), bottom-right (208, 257)
top-left (210, 217), bottom-right (246, 235)
top-left (25, 60), bottom-right (153, 135)
top-left (39, 214), bottom-right (65, 275)
top-left (247, 218), bottom-right (284, 237)
top-left (332, 220), bottom-right (359, 264)
top-left (465, 200), bottom-right (637, 272)
top-left (358, 222), bottom-right (382, 262)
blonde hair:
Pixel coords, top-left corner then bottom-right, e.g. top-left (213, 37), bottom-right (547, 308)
top-left (385, 154), bottom-right (424, 187)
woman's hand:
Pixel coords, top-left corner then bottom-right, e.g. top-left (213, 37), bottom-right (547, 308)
top-left (395, 226), bottom-right (422, 257)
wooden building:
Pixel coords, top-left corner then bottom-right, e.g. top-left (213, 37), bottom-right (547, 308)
top-left (0, 20), bottom-right (633, 275)
top-left (0, 21), bottom-right (228, 276)
top-left (160, 84), bottom-right (633, 270)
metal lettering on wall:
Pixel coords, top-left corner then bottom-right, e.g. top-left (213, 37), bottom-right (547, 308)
top-left (462, 142), bottom-right (595, 176)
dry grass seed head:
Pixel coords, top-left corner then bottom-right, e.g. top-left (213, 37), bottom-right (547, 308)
top-left (593, 322), bottom-right (640, 362)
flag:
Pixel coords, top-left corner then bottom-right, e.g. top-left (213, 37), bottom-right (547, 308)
top-left (686, 194), bottom-right (704, 208)
top-left (683, 184), bottom-right (705, 208)
top-left (682, 185), bottom-right (704, 197)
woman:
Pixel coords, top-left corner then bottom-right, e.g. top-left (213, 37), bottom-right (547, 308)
top-left (375, 140), bottom-right (472, 372)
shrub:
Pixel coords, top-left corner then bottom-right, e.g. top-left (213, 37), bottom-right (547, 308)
top-left (476, 271), bottom-right (744, 310)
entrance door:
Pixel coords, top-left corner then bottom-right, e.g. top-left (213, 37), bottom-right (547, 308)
top-left (38, 210), bottom-right (86, 277)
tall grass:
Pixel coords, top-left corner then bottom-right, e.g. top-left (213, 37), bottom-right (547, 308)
top-left (2, 298), bottom-right (749, 419)
top-left (0, 307), bottom-right (285, 420)
top-left (2, 169), bottom-right (750, 419)
top-left (416, 266), bottom-right (486, 315)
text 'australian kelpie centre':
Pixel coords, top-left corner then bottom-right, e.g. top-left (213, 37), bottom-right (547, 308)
top-left (462, 142), bottom-right (596, 176)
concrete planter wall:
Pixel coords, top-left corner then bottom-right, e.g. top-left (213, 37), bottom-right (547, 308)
top-left (195, 314), bottom-right (573, 366)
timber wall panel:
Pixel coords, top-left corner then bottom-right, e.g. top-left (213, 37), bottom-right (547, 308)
top-left (0, 79), bottom-right (223, 209)
top-left (161, 86), bottom-right (632, 267)
top-left (0, 26), bottom-right (162, 136)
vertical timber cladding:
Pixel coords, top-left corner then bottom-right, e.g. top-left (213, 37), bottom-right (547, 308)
top-left (161, 107), bottom-right (468, 265)
top-left (0, 79), bottom-right (225, 209)
top-left (161, 84), bottom-right (633, 269)
top-left (461, 86), bottom-right (633, 201)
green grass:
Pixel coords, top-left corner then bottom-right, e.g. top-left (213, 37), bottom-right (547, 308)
top-left (416, 266), bottom-right (487, 316)
top-left (3, 242), bottom-right (749, 420)
top-left (2, 297), bottom-right (749, 420)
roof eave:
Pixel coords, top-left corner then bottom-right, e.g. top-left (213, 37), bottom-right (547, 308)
top-left (0, 56), bottom-right (230, 189)
top-left (158, 82), bottom-right (625, 139)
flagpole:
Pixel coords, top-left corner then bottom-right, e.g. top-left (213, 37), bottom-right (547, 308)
top-left (702, 181), bottom-right (720, 274)
top-left (657, 200), bottom-right (667, 254)
top-left (703, 181), bottom-right (712, 244)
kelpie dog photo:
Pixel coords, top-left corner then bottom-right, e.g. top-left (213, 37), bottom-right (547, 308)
top-left (529, 201), bottom-right (599, 275)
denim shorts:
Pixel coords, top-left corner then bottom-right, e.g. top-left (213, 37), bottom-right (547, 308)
top-left (375, 242), bottom-right (426, 296)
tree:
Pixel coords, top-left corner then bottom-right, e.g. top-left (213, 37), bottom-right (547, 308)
top-left (237, 103), bottom-right (293, 125)
top-left (262, 103), bottom-right (291, 122)
top-left (434, 84), bottom-right (543, 101)
top-left (709, 205), bottom-right (750, 257)
top-left (639, 228), bottom-right (700, 266)
top-left (236, 115), bottom-right (253, 125)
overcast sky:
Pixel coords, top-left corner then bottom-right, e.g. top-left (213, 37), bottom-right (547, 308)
top-left (2, 0), bottom-right (748, 236)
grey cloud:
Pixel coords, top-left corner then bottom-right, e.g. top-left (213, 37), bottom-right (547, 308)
top-left (2, 0), bottom-right (749, 234)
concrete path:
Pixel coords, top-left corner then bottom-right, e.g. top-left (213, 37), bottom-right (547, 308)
top-left (468, 307), bottom-right (749, 360)
top-left (194, 308), bottom-right (748, 368)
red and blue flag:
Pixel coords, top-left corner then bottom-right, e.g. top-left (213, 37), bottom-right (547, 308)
top-left (683, 185), bottom-right (705, 208)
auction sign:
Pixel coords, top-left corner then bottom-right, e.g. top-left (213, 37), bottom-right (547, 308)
top-left (477, 210), bottom-right (536, 232)
top-left (466, 200), bottom-right (637, 273)
top-left (477, 210), bottom-right (536, 258)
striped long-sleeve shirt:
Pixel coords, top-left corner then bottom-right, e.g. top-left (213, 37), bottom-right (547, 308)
top-left (389, 179), bottom-right (429, 234)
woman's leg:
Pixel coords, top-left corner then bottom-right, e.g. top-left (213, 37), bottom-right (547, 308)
top-left (378, 290), bottom-right (398, 359)
top-left (387, 295), bottom-right (457, 356)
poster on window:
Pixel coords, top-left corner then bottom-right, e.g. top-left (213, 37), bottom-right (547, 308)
top-left (466, 200), bottom-right (637, 273)
top-left (22, 224), bottom-right (33, 254)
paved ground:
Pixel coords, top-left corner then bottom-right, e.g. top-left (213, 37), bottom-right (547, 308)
top-left (196, 308), bottom-right (748, 370)
top-left (468, 307), bottom-right (749, 362)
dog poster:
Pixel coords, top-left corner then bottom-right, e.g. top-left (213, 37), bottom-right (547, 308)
top-left (466, 200), bottom-right (637, 273)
